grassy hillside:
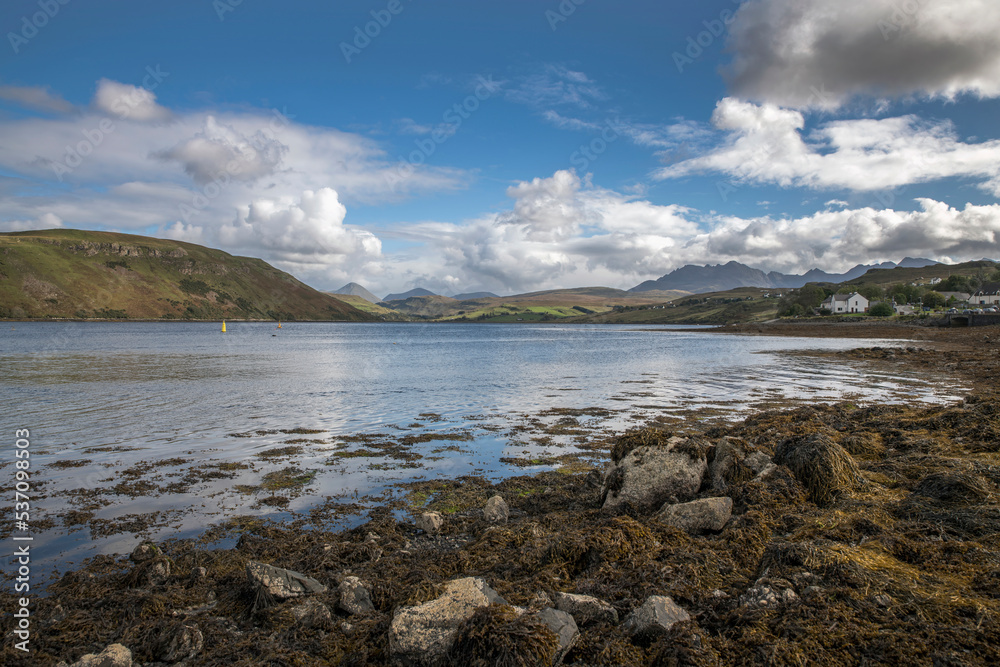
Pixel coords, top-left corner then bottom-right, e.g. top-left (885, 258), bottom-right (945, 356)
top-left (326, 293), bottom-right (412, 321)
top-left (580, 287), bottom-right (783, 324)
top-left (844, 260), bottom-right (997, 288)
top-left (0, 229), bottom-right (372, 321)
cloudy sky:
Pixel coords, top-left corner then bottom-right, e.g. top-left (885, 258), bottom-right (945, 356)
top-left (2, 0), bottom-right (1000, 297)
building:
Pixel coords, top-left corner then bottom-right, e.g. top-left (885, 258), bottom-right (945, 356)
top-left (937, 291), bottom-right (970, 305)
top-left (821, 292), bottom-right (869, 314)
top-left (970, 283), bottom-right (1000, 306)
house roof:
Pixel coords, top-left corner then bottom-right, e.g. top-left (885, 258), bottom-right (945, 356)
top-left (972, 282), bottom-right (1000, 296)
top-left (824, 292), bottom-right (865, 302)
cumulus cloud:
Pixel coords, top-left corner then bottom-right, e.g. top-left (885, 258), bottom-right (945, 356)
top-left (0, 212), bottom-right (62, 232)
top-left (725, 0), bottom-right (1000, 108)
top-left (0, 85), bottom-right (74, 113)
top-left (92, 79), bottom-right (172, 122)
top-left (219, 188), bottom-right (382, 278)
top-left (156, 115), bottom-right (288, 185)
top-left (656, 98), bottom-right (1000, 195)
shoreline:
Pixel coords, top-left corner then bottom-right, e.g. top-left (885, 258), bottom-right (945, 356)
top-left (3, 327), bottom-right (998, 666)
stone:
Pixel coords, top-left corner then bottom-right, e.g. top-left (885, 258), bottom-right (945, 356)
top-left (484, 495), bottom-right (509, 524)
top-left (622, 595), bottom-right (691, 639)
top-left (534, 607), bottom-right (579, 665)
top-left (709, 437), bottom-right (753, 492)
top-left (745, 452), bottom-right (773, 474)
top-left (129, 542), bottom-right (160, 564)
top-left (246, 561), bottom-right (327, 600)
top-left (740, 579), bottom-right (800, 610)
top-left (60, 643), bottom-right (133, 667)
top-left (416, 511), bottom-right (444, 535)
top-left (602, 437), bottom-right (708, 514)
top-left (290, 598), bottom-right (333, 628)
top-left (389, 577), bottom-right (506, 664)
top-left (337, 576), bottom-right (375, 615)
top-left (553, 591), bottom-right (619, 626)
top-left (158, 622), bottom-right (203, 663)
top-left (657, 497), bottom-right (733, 534)
top-left (190, 566), bottom-right (208, 581)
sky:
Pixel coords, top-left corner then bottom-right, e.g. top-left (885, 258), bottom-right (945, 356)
top-left (1, 0), bottom-right (1000, 298)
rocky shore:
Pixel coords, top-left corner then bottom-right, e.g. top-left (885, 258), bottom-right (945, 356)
top-left (3, 326), bottom-right (999, 666)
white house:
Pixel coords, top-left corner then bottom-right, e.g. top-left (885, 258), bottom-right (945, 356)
top-left (821, 292), bottom-right (869, 314)
top-left (970, 283), bottom-right (1000, 306)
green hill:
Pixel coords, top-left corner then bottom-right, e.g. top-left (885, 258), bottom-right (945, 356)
top-left (0, 229), bottom-right (373, 321)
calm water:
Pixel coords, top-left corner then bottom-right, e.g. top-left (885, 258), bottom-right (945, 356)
top-left (0, 322), bottom-right (968, 577)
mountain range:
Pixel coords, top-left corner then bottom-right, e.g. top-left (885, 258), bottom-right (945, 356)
top-left (629, 258), bottom-right (939, 295)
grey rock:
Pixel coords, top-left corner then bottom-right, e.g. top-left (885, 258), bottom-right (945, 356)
top-left (130, 542), bottom-right (160, 564)
top-left (553, 591), bottom-right (619, 626)
top-left (246, 561), bottom-right (327, 600)
top-left (416, 511), bottom-right (444, 535)
top-left (535, 607), bottom-right (579, 665)
top-left (190, 566), bottom-right (208, 581)
top-left (60, 644), bottom-right (133, 667)
top-left (290, 598), bottom-right (333, 628)
top-left (337, 576), bottom-right (375, 615)
top-left (745, 452), bottom-right (773, 474)
top-left (622, 595), bottom-right (691, 639)
top-left (389, 577), bottom-right (506, 664)
top-left (484, 495), bottom-right (509, 524)
top-left (602, 437), bottom-right (708, 514)
top-left (158, 622), bottom-right (203, 663)
top-left (658, 497), bottom-right (733, 534)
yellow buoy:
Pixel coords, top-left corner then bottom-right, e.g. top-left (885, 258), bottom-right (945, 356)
top-left (222, 320), bottom-right (227, 333)
top-left (277, 321), bottom-right (282, 329)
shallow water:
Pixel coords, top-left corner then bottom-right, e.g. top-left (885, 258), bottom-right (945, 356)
top-left (0, 321), bottom-right (967, 579)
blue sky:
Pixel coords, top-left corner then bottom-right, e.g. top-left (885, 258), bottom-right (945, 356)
top-left (2, 0), bottom-right (1000, 297)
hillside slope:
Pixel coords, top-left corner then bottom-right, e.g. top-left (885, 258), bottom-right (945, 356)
top-left (0, 229), bottom-right (372, 321)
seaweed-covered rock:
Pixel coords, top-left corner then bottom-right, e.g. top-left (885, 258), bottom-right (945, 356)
top-left (245, 561), bottom-right (327, 600)
top-left (740, 578), bottom-right (800, 609)
top-left (416, 511), bottom-right (444, 535)
top-left (484, 495), bottom-right (509, 524)
top-left (658, 497), bottom-right (733, 534)
top-left (554, 591), bottom-right (618, 626)
top-left (290, 598), bottom-right (333, 628)
top-left (157, 622), bottom-right (203, 663)
top-left (337, 575), bottom-right (375, 615)
top-left (622, 595), bottom-right (690, 640)
top-left (129, 542), bottom-right (160, 564)
top-left (709, 437), bottom-right (754, 492)
top-left (58, 643), bottom-right (132, 667)
top-left (389, 576), bottom-right (506, 664)
top-left (534, 607), bottom-right (579, 664)
top-left (448, 604), bottom-right (562, 667)
top-left (774, 433), bottom-right (861, 506)
top-left (602, 433), bottom-right (708, 515)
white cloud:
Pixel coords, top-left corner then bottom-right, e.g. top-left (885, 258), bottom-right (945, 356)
top-left (92, 79), bottom-right (173, 122)
top-left (725, 0), bottom-right (1000, 108)
top-left (506, 64), bottom-right (605, 109)
top-left (0, 212), bottom-right (62, 232)
top-left (656, 98), bottom-right (1000, 195)
top-left (0, 85), bottom-right (74, 113)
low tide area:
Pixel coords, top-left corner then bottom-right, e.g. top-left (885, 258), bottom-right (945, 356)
top-left (2, 321), bottom-right (997, 666)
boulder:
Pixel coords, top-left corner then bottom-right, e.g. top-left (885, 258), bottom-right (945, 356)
top-left (709, 437), bottom-right (754, 492)
top-left (337, 576), bottom-right (375, 615)
top-left (129, 542), bottom-right (160, 564)
top-left (553, 591), bottom-right (618, 626)
top-left (484, 495), bottom-right (509, 524)
top-left (534, 608), bottom-right (579, 664)
top-left (622, 595), bottom-right (690, 640)
top-left (246, 561), bottom-right (327, 600)
top-left (157, 622), bottom-right (203, 663)
top-left (602, 436), bottom-right (708, 514)
top-left (290, 598), bottom-right (333, 628)
top-left (416, 511), bottom-right (444, 535)
top-left (657, 497), bottom-right (733, 534)
top-left (389, 577), bottom-right (506, 665)
top-left (58, 644), bottom-right (133, 667)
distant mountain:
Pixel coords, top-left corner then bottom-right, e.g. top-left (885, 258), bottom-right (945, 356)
top-left (453, 292), bottom-right (500, 300)
top-left (383, 287), bottom-right (436, 302)
top-left (630, 259), bottom-right (940, 295)
top-left (332, 282), bottom-right (380, 304)
top-left (0, 229), bottom-right (372, 321)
